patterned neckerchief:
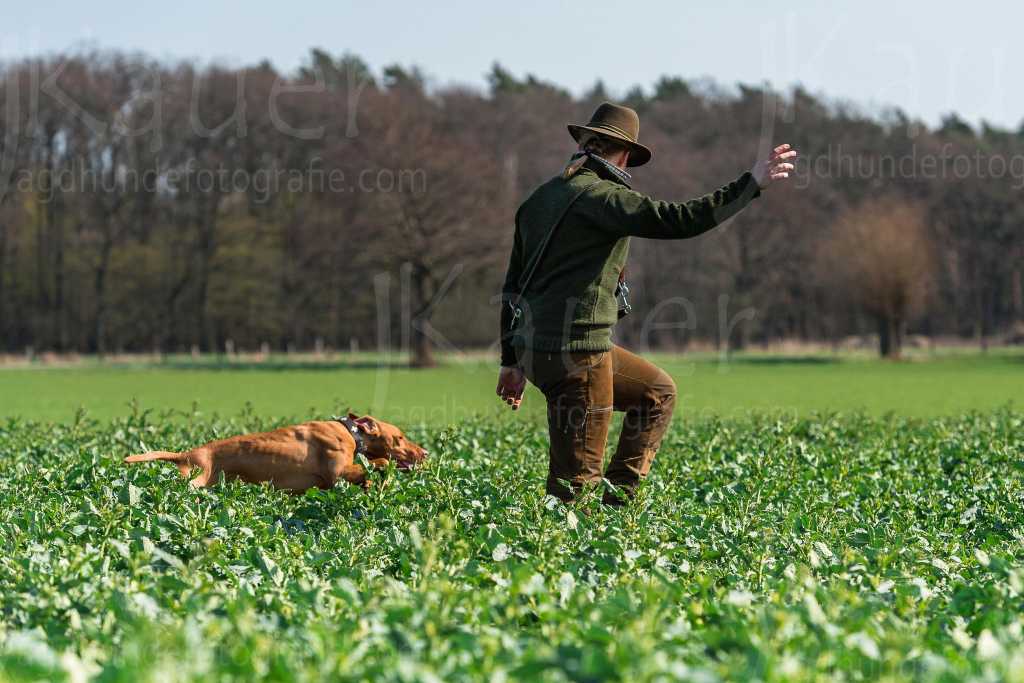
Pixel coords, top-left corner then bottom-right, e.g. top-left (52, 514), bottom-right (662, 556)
top-left (568, 150), bottom-right (632, 186)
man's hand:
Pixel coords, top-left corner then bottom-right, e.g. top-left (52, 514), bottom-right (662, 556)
top-left (751, 143), bottom-right (798, 189)
top-left (496, 366), bottom-right (526, 410)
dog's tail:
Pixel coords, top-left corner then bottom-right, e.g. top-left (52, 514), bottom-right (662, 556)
top-left (125, 450), bottom-right (183, 464)
top-left (125, 450), bottom-right (191, 477)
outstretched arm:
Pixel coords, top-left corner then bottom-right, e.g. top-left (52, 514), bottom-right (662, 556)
top-left (581, 144), bottom-right (798, 240)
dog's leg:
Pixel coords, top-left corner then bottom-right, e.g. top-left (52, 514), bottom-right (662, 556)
top-left (338, 463), bottom-right (373, 488)
top-left (347, 459), bottom-right (395, 491)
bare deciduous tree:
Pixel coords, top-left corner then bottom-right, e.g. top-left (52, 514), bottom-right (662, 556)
top-left (818, 198), bottom-right (935, 357)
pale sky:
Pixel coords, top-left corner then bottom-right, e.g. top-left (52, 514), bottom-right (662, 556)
top-left (3, 0), bottom-right (1020, 130)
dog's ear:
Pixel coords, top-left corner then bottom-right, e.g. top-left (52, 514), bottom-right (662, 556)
top-left (347, 411), bottom-right (359, 420)
top-left (355, 416), bottom-right (380, 435)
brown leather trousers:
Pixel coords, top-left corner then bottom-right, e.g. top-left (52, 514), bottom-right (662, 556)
top-left (518, 345), bottom-right (677, 504)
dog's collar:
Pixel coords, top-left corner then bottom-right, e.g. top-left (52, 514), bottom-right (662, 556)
top-left (335, 416), bottom-right (367, 456)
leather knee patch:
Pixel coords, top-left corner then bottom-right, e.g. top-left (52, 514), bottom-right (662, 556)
top-left (652, 374), bottom-right (677, 407)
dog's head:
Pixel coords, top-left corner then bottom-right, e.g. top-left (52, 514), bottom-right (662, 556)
top-left (348, 413), bottom-right (428, 469)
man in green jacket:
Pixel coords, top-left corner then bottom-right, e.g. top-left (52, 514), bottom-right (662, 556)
top-left (496, 101), bottom-right (797, 505)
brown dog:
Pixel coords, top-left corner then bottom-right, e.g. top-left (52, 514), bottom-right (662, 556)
top-left (124, 413), bottom-right (427, 492)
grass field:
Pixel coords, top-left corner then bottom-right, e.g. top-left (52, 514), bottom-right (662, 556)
top-left (2, 409), bottom-right (1024, 680)
top-left (0, 349), bottom-right (1020, 423)
top-left (1, 351), bottom-right (1023, 680)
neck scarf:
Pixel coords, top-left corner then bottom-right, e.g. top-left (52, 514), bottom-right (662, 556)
top-left (562, 150), bottom-right (632, 184)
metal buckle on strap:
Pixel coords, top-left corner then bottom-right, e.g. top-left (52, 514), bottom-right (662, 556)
top-left (616, 280), bottom-right (632, 317)
top-left (508, 301), bottom-right (522, 330)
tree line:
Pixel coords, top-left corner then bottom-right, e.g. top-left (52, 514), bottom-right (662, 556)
top-left (0, 49), bottom-right (1021, 364)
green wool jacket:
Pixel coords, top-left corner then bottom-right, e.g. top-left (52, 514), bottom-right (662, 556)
top-left (499, 158), bottom-right (761, 366)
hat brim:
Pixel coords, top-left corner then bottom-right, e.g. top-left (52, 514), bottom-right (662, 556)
top-left (568, 124), bottom-right (652, 167)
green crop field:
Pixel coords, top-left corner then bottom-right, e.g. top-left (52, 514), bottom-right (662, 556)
top-left (1, 352), bottom-right (1023, 680)
top-left (0, 350), bottom-right (1021, 423)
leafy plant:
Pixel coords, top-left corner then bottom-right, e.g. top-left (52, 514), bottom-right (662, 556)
top-left (1, 409), bottom-right (1023, 681)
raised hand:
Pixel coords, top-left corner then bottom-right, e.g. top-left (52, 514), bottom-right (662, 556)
top-left (751, 144), bottom-right (798, 189)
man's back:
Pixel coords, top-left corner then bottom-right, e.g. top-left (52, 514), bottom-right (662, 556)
top-left (510, 165), bottom-right (631, 354)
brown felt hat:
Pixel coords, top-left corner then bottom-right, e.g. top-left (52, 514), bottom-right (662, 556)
top-left (568, 101), bottom-right (652, 167)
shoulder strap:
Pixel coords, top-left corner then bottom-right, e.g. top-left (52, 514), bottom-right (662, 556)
top-left (515, 180), bottom-right (599, 298)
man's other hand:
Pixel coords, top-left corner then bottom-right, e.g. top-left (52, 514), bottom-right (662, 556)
top-left (496, 366), bottom-right (526, 410)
